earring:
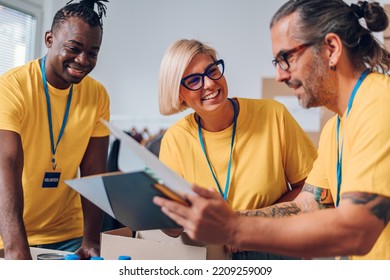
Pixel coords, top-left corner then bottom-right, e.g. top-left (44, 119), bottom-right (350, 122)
top-left (329, 61), bottom-right (336, 71)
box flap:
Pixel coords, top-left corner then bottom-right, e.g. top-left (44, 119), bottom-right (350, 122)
top-left (101, 230), bottom-right (206, 260)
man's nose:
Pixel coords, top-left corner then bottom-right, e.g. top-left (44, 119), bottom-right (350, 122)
top-left (274, 64), bottom-right (290, 83)
top-left (75, 52), bottom-right (90, 66)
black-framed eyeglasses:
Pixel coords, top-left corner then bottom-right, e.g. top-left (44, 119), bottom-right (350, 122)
top-left (272, 43), bottom-right (314, 71)
top-left (181, 59), bottom-right (225, 91)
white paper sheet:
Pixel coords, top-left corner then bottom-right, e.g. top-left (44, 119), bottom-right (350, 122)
top-left (66, 175), bottom-right (115, 217)
top-left (101, 119), bottom-right (194, 197)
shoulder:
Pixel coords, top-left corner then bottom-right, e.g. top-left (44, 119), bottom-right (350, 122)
top-left (235, 97), bottom-right (290, 126)
top-left (165, 114), bottom-right (195, 133)
top-left (359, 72), bottom-right (390, 100)
top-left (163, 114), bottom-right (197, 141)
top-left (76, 75), bottom-right (109, 100)
top-left (353, 72), bottom-right (390, 121)
top-left (0, 60), bottom-right (41, 101)
top-left (236, 97), bottom-right (286, 113)
top-left (236, 97), bottom-right (282, 106)
top-left (1, 60), bottom-right (39, 84)
top-left (80, 75), bottom-right (107, 90)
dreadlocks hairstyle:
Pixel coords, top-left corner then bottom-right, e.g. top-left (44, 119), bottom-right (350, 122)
top-left (51, 0), bottom-right (108, 32)
top-left (270, 0), bottom-right (390, 73)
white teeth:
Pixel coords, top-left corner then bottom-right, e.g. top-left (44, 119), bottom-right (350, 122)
top-left (202, 91), bottom-right (219, 100)
top-left (68, 66), bottom-right (85, 74)
top-left (71, 68), bottom-right (83, 73)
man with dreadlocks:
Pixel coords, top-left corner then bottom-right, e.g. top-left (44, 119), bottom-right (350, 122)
top-left (0, 0), bottom-right (110, 259)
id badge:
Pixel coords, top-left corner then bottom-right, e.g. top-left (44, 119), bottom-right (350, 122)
top-left (42, 169), bottom-right (61, 188)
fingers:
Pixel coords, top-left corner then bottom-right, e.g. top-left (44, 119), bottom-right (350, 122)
top-left (192, 184), bottom-right (220, 199)
top-left (153, 186), bottom-right (232, 244)
top-left (74, 248), bottom-right (88, 260)
top-left (161, 228), bottom-right (183, 237)
top-left (74, 246), bottom-right (99, 260)
top-left (153, 195), bottom-right (185, 211)
top-left (153, 196), bottom-right (192, 228)
top-left (224, 244), bottom-right (241, 253)
top-left (160, 203), bottom-right (192, 229)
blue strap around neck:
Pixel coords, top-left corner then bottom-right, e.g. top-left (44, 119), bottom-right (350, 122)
top-left (198, 98), bottom-right (238, 201)
top-left (41, 55), bottom-right (74, 170)
top-left (335, 69), bottom-right (369, 207)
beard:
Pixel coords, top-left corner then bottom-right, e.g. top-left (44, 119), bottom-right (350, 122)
top-left (287, 55), bottom-right (338, 109)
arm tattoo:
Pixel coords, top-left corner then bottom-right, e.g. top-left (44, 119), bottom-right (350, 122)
top-left (239, 184), bottom-right (335, 217)
top-left (372, 199), bottom-right (390, 225)
top-left (240, 203), bottom-right (301, 218)
top-left (342, 192), bottom-right (390, 225)
top-left (304, 183), bottom-right (334, 209)
top-left (302, 184), bottom-right (315, 194)
top-left (342, 192), bottom-right (376, 204)
top-left (371, 198), bottom-right (390, 225)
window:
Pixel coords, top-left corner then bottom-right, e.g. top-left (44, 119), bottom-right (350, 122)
top-left (0, 4), bottom-right (36, 75)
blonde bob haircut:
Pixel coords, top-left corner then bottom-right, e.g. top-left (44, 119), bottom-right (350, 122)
top-left (158, 39), bottom-right (218, 115)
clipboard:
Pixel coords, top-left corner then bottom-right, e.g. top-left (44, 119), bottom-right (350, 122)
top-left (65, 120), bottom-right (194, 231)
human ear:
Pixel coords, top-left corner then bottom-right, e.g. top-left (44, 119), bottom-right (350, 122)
top-left (324, 33), bottom-right (342, 69)
top-left (44, 31), bottom-right (53, 48)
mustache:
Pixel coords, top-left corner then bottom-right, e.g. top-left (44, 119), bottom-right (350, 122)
top-left (285, 79), bottom-right (302, 89)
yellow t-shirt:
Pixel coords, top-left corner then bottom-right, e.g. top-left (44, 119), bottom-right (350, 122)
top-left (0, 59), bottom-right (110, 247)
top-left (160, 98), bottom-right (317, 210)
top-left (306, 72), bottom-right (390, 259)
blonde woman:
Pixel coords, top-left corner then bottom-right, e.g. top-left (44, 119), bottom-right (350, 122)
top-left (158, 39), bottom-right (317, 259)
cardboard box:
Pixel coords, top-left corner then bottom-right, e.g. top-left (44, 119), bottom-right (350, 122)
top-left (385, 38), bottom-right (390, 51)
top-left (100, 227), bottom-right (231, 260)
top-left (262, 78), bottom-right (334, 147)
top-left (384, 5), bottom-right (390, 39)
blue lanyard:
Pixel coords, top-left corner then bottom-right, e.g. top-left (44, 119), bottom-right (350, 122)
top-left (198, 98), bottom-right (237, 201)
top-left (336, 69), bottom-right (369, 206)
top-left (41, 55), bottom-right (73, 170)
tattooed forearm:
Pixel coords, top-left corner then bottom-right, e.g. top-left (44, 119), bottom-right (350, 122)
top-left (343, 192), bottom-right (390, 225)
top-left (303, 183), bottom-right (335, 209)
top-left (302, 183), bottom-right (315, 194)
top-left (372, 198), bottom-right (390, 225)
top-left (239, 203), bottom-right (301, 218)
top-left (239, 184), bottom-right (334, 217)
top-left (342, 192), bottom-right (377, 204)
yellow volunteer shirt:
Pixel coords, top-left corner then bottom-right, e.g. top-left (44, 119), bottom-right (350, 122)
top-left (0, 59), bottom-right (110, 247)
top-left (306, 72), bottom-right (390, 259)
top-left (160, 98), bottom-right (317, 210)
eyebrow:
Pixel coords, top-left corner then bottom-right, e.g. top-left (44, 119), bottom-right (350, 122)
top-left (67, 40), bottom-right (82, 46)
top-left (67, 40), bottom-right (100, 50)
top-left (275, 49), bottom-right (288, 58)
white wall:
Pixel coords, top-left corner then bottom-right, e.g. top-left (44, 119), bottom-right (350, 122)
top-left (37, 0), bottom-right (388, 132)
top-left (38, 0), bottom-right (288, 132)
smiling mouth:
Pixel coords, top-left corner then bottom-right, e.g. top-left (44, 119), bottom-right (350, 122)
top-left (292, 85), bottom-right (301, 91)
top-left (202, 90), bottom-right (220, 101)
top-left (67, 66), bottom-right (88, 77)
top-left (285, 80), bottom-right (302, 90)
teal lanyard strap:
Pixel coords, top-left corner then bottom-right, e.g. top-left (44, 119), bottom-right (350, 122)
top-left (198, 98), bottom-right (237, 201)
top-left (41, 55), bottom-right (73, 170)
top-left (336, 69), bottom-right (369, 206)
